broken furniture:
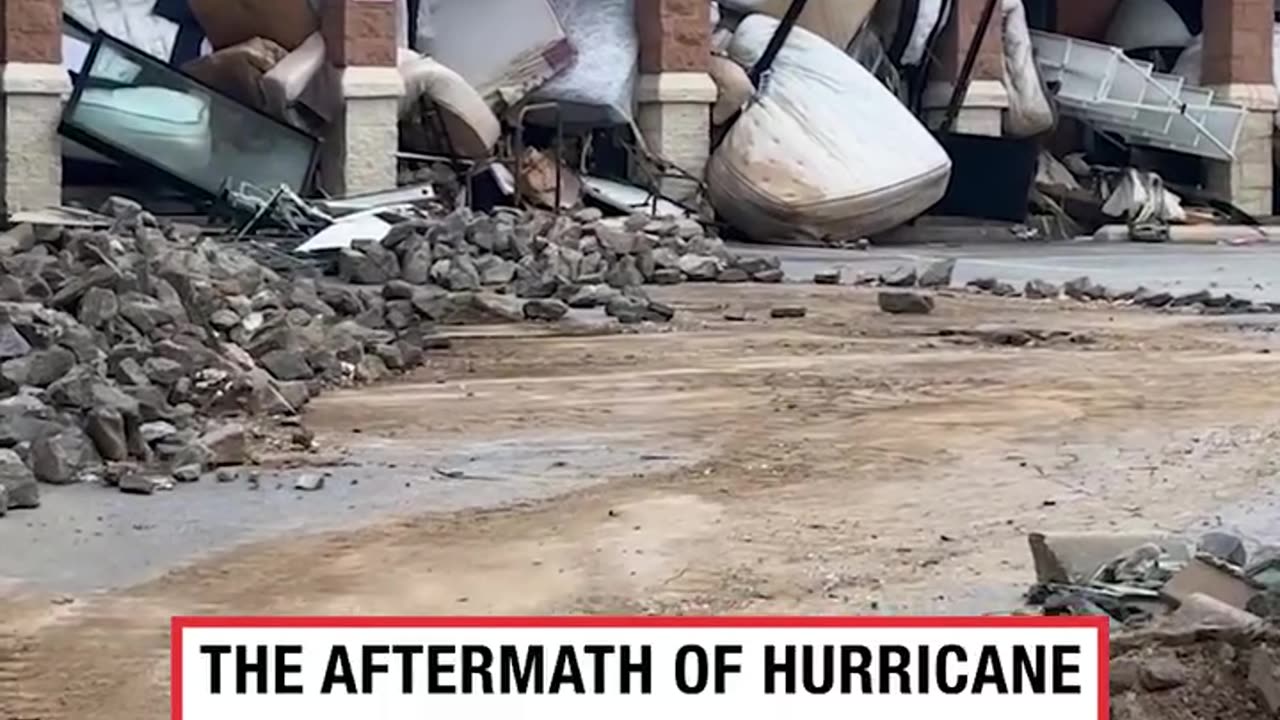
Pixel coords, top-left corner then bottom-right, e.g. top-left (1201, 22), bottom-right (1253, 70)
top-left (61, 32), bottom-right (320, 202)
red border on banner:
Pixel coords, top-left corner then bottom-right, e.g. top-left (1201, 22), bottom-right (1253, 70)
top-left (171, 615), bottom-right (1109, 720)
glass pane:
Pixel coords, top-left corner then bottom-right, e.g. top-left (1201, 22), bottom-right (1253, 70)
top-left (63, 33), bottom-right (318, 197)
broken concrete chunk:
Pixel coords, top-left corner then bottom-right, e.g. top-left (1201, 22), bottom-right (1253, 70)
top-left (917, 259), bottom-right (956, 289)
top-left (879, 265), bottom-right (916, 287)
top-left (878, 291), bottom-right (934, 315)
top-left (86, 407), bottom-right (129, 462)
top-left (119, 473), bottom-right (174, 495)
top-left (770, 306), bottom-right (808, 319)
top-left (30, 429), bottom-right (99, 485)
top-left (1137, 657), bottom-right (1189, 691)
top-left (0, 322), bottom-right (31, 360)
top-left (717, 268), bottom-right (750, 284)
top-left (753, 268), bottom-right (785, 284)
top-left (259, 349), bottom-right (314, 382)
top-left (294, 474), bottom-right (325, 492)
top-left (1024, 279), bottom-right (1060, 300)
top-left (0, 448), bottom-right (38, 508)
top-left (1063, 276), bottom-right (1094, 300)
top-left (678, 254), bottom-right (723, 281)
top-left (1250, 649), bottom-right (1280, 715)
top-left (523, 299), bottom-right (569, 322)
top-left (1199, 530), bottom-right (1247, 567)
top-left (198, 422), bottom-right (248, 467)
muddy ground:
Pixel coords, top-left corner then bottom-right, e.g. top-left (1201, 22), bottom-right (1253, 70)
top-left (6, 282), bottom-right (1280, 717)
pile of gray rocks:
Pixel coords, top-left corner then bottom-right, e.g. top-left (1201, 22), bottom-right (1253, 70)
top-left (0, 198), bottom-right (782, 515)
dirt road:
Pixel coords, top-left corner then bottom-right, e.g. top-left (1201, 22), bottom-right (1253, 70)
top-left (6, 283), bottom-right (1280, 717)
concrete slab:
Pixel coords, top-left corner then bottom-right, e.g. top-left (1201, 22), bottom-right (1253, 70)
top-left (731, 240), bottom-right (1280, 303)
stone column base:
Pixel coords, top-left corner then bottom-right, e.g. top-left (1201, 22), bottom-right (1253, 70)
top-left (922, 79), bottom-right (1010, 137)
top-left (321, 66), bottom-right (404, 198)
top-left (1206, 83), bottom-right (1277, 217)
top-left (636, 71), bottom-right (717, 204)
top-left (1, 63), bottom-right (71, 217)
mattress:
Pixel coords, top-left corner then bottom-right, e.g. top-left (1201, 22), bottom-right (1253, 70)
top-left (707, 15), bottom-right (951, 245)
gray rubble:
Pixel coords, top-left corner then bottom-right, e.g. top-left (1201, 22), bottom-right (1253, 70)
top-left (0, 198), bottom-right (782, 515)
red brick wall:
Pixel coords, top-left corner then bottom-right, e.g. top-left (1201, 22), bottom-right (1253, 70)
top-left (636, 0), bottom-right (710, 74)
top-left (0, 0), bottom-right (60, 64)
top-left (933, 0), bottom-right (1004, 82)
top-left (322, 0), bottom-right (396, 67)
top-left (1203, 0), bottom-right (1275, 85)
top-left (1056, 0), bottom-right (1123, 41)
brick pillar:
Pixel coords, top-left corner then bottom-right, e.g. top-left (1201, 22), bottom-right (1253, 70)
top-left (1202, 0), bottom-right (1275, 216)
top-left (0, 0), bottom-right (69, 217)
top-left (319, 0), bottom-right (404, 197)
top-left (923, 0), bottom-right (1008, 137)
top-left (635, 0), bottom-right (717, 203)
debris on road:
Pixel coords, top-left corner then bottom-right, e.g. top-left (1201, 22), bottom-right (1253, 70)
top-left (878, 291), bottom-right (935, 315)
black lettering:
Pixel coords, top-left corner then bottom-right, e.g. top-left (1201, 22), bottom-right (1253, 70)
top-left (972, 645), bottom-right (1010, 694)
top-left (362, 646), bottom-right (389, 694)
top-left (550, 646), bottom-right (586, 694)
top-left (764, 645), bottom-right (795, 694)
top-left (583, 646), bottom-right (614, 694)
top-left (235, 645), bottom-right (269, 694)
top-left (428, 646), bottom-right (456, 694)
top-left (675, 645), bottom-right (708, 694)
top-left (276, 645), bottom-right (303, 694)
top-left (915, 645), bottom-right (930, 695)
top-left (802, 645), bottom-right (833, 694)
top-left (936, 645), bottom-right (968, 694)
top-left (321, 646), bottom-right (358, 694)
top-left (1012, 645), bottom-right (1045, 694)
top-left (879, 645), bottom-right (911, 694)
top-left (201, 645), bottom-right (231, 694)
top-left (1053, 646), bottom-right (1082, 694)
top-left (620, 645), bottom-right (652, 694)
top-left (840, 645), bottom-right (873, 694)
top-left (392, 646), bottom-right (422, 694)
top-left (462, 645), bottom-right (494, 694)
top-left (501, 646), bottom-right (543, 694)
top-left (714, 645), bottom-right (742, 694)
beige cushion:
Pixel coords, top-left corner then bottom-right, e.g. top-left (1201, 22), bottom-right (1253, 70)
top-left (397, 51), bottom-right (500, 159)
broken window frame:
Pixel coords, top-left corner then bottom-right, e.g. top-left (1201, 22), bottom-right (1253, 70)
top-left (59, 30), bottom-right (322, 204)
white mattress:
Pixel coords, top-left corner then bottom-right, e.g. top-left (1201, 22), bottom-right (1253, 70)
top-left (707, 15), bottom-right (951, 244)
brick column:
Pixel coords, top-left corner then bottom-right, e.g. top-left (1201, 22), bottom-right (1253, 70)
top-left (0, 0), bottom-right (70, 217)
top-left (1202, 0), bottom-right (1275, 216)
top-left (923, 0), bottom-right (1008, 137)
top-left (319, 0), bottom-right (404, 197)
top-left (635, 0), bottom-right (717, 203)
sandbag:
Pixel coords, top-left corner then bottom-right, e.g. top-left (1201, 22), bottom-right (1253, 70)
top-left (719, 0), bottom-right (876, 49)
top-left (708, 15), bottom-right (951, 244)
top-left (1002, 0), bottom-right (1054, 137)
top-left (529, 0), bottom-right (637, 126)
top-left (398, 51), bottom-right (501, 159)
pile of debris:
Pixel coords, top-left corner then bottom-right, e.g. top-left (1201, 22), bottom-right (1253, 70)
top-left (1025, 531), bottom-right (1280, 715)
top-left (854, 261), bottom-right (1275, 316)
top-left (0, 197), bottom-right (780, 515)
